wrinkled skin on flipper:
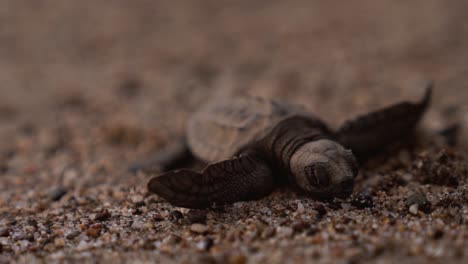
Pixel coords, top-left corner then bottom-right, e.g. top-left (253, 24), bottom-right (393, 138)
top-left (336, 85), bottom-right (432, 161)
top-left (147, 152), bottom-right (274, 208)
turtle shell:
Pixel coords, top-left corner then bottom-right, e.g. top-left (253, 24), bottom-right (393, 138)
top-left (187, 96), bottom-right (313, 162)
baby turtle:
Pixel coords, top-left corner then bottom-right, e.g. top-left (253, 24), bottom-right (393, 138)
top-left (138, 86), bottom-right (431, 208)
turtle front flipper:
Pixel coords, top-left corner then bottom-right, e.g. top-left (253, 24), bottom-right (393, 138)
top-left (147, 153), bottom-right (274, 208)
top-left (336, 84), bottom-right (432, 160)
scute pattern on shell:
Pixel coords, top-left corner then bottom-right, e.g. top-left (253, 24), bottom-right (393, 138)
top-left (187, 96), bottom-right (311, 162)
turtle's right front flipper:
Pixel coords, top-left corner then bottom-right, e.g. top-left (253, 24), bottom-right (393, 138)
top-left (147, 153), bottom-right (274, 209)
top-left (336, 84), bottom-right (432, 160)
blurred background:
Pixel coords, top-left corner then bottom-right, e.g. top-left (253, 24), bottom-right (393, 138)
top-left (1, 0), bottom-right (467, 183)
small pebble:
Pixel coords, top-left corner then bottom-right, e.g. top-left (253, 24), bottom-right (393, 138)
top-left (76, 240), bottom-right (90, 251)
top-left (315, 204), bottom-right (327, 218)
top-left (152, 213), bottom-right (165, 222)
top-left (49, 187), bottom-right (67, 201)
top-left (169, 210), bottom-right (183, 221)
top-left (163, 234), bottom-right (182, 245)
top-left (196, 237), bottom-right (214, 251)
top-left (85, 224), bottom-right (103, 238)
top-left (296, 202), bottom-right (305, 213)
top-left (190, 223), bottom-right (209, 234)
top-left (11, 231), bottom-right (26, 241)
top-left (0, 227), bottom-right (10, 237)
top-left (409, 204), bottom-right (419, 215)
top-left (94, 209), bottom-right (111, 221)
top-left (432, 229), bottom-right (444, 240)
top-left (132, 208), bottom-right (143, 215)
top-left (292, 220), bottom-right (310, 233)
top-left (406, 193), bottom-right (432, 214)
top-left (340, 203), bottom-right (352, 210)
top-left (131, 220), bottom-right (145, 230)
top-left (351, 191), bottom-right (374, 209)
top-left (65, 230), bottom-right (80, 240)
top-left (54, 238), bottom-right (65, 248)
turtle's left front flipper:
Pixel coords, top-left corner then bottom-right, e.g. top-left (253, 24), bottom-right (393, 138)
top-left (336, 85), bottom-right (432, 160)
top-left (147, 153), bottom-right (274, 209)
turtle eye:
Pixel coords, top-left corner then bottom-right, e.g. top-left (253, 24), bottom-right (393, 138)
top-left (305, 163), bottom-right (330, 187)
top-left (314, 164), bottom-right (330, 187)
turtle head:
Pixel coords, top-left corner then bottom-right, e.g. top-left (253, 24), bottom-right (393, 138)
top-left (289, 139), bottom-right (358, 199)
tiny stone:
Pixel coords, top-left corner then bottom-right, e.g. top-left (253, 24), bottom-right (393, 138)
top-left (406, 193), bottom-right (432, 214)
top-left (296, 202), bottom-right (305, 213)
top-left (196, 237), bottom-right (214, 251)
top-left (315, 204), bottom-right (327, 218)
top-left (190, 223), bottom-right (209, 234)
top-left (0, 227), bottom-right (10, 237)
top-left (94, 209), bottom-right (111, 221)
top-left (433, 229), bottom-right (444, 240)
top-left (76, 240), bottom-right (90, 251)
top-left (292, 220), bottom-right (310, 233)
top-left (169, 210), bottom-right (183, 221)
top-left (49, 187), bottom-right (67, 201)
top-left (163, 234), bottom-right (182, 245)
top-left (50, 251), bottom-right (65, 260)
top-left (351, 191), bottom-right (374, 209)
top-left (131, 220), bottom-right (145, 230)
top-left (24, 234), bottom-right (34, 242)
top-left (130, 195), bottom-right (144, 204)
top-left (85, 224), bottom-right (102, 238)
top-left (340, 203), bottom-right (352, 210)
top-left (54, 237), bottom-right (65, 247)
top-left (132, 208), bottom-right (143, 215)
top-left (409, 204), bottom-right (419, 215)
top-left (334, 224), bottom-right (345, 233)
top-left (65, 230), bottom-right (80, 240)
top-left (18, 240), bottom-right (30, 250)
top-left (152, 213), bottom-right (165, 222)
top-left (12, 231), bottom-right (26, 241)
top-left (26, 219), bottom-right (38, 227)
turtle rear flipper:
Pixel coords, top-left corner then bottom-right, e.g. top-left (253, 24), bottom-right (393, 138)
top-left (129, 140), bottom-right (194, 173)
top-left (148, 153), bottom-right (274, 208)
top-left (336, 84), bottom-right (432, 160)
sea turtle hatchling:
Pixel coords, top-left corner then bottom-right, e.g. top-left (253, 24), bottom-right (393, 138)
top-left (139, 86), bottom-right (432, 209)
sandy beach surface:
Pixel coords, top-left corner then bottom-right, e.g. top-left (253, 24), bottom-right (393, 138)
top-left (0, 1), bottom-right (467, 263)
